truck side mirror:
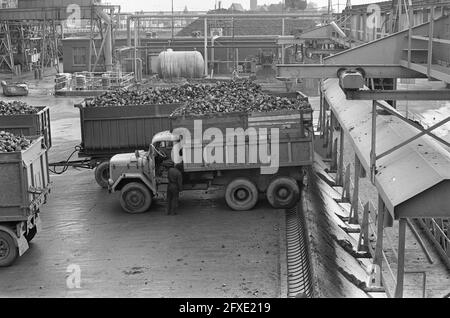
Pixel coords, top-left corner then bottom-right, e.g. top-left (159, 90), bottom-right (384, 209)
top-left (135, 150), bottom-right (140, 159)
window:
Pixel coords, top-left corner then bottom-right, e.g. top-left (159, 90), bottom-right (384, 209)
top-left (73, 47), bottom-right (87, 66)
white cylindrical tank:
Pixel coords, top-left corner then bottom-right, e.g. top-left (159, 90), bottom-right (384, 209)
top-left (158, 49), bottom-right (204, 79)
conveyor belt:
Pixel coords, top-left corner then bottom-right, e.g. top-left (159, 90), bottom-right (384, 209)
top-left (285, 206), bottom-right (314, 298)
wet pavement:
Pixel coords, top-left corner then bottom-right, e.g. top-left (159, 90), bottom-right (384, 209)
top-left (0, 169), bottom-right (284, 297)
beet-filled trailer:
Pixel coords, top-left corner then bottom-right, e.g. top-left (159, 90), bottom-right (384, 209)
top-left (0, 137), bottom-right (50, 267)
top-left (68, 100), bottom-right (181, 188)
top-left (0, 106), bottom-right (52, 149)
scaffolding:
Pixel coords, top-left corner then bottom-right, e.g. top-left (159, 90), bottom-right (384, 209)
top-left (0, 4), bottom-right (119, 75)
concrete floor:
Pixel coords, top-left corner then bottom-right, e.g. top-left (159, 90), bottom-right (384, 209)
top-left (0, 71), bottom-right (285, 298)
top-left (0, 170), bottom-right (284, 297)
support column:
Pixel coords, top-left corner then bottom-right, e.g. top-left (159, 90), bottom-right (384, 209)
top-left (394, 218), bottom-right (407, 298)
top-left (319, 88), bottom-right (323, 132)
top-left (371, 195), bottom-right (385, 287)
top-left (362, 12), bottom-right (367, 42)
top-left (327, 112), bottom-right (335, 159)
top-left (358, 202), bottom-right (370, 252)
top-left (427, 6), bottom-right (435, 78)
top-left (126, 17), bottom-right (132, 47)
top-left (336, 127), bottom-right (344, 186)
top-left (204, 18), bottom-right (208, 77)
top-left (331, 138), bottom-right (338, 172)
top-left (41, 18), bottom-right (46, 78)
top-left (281, 18), bottom-right (285, 64)
top-left (370, 100), bottom-right (377, 183)
top-left (134, 18), bottom-right (138, 79)
top-left (104, 20), bottom-right (113, 72)
top-left (88, 6), bottom-right (93, 72)
top-left (349, 154), bottom-right (361, 224)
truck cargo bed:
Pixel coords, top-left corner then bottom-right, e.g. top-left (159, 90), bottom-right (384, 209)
top-left (0, 137), bottom-right (50, 222)
top-left (76, 102), bottom-right (181, 157)
top-left (0, 106), bottom-right (52, 149)
top-left (175, 103), bottom-right (314, 173)
top-left (182, 126), bottom-right (313, 173)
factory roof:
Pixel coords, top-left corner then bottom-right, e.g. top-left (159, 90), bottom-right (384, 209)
top-left (177, 13), bottom-right (316, 37)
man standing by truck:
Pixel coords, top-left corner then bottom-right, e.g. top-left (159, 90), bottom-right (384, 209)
top-left (167, 163), bottom-right (183, 215)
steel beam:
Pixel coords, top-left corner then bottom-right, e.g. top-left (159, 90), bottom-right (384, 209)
top-left (276, 64), bottom-right (427, 79)
top-left (305, 48), bottom-right (344, 55)
top-left (345, 89), bottom-right (450, 100)
top-left (128, 13), bottom-right (327, 19)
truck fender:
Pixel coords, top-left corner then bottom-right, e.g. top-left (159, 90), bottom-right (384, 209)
top-left (0, 224), bottom-right (29, 257)
top-left (111, 173), bottom-right (156, 195)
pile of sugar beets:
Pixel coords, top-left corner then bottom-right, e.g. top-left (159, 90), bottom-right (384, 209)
top-left (86, 80), bottom-right (311, 116)
top-left (0, 101), bottom-right (38, 115)
top-left (0, 131), bottom-right (32, 153)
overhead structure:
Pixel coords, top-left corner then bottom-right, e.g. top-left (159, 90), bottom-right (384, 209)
top-left (276, 3), bottom-right (450, 298)
top-left (278, 14), bottom-right (450, 81)
top-left (0, 2), bottom-right (119, 74)
top-left (323, 79), bottom-right (450, 220)
top-left (277, 22), bottom-right (349, 60)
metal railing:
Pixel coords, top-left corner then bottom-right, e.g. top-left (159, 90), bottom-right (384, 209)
top-left (55, 71), bottom-right (135, 92)
top-left (417, 218), bottom-right (450, 268)
top-left (321, 111), bottom-right (439, 298)
top-left (338, 158), bottom-right (432, 298)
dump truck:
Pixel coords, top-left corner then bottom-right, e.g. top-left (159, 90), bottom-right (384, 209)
top-left (108, 103), bottom-right (313, 213)
top-left (72, 100), bottom-right (181, 188)
top-left (0, 136), bottom-right (50, 267)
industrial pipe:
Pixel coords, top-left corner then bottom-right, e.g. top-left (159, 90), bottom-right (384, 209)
top-left (96, 7), bottom-right (113, 72)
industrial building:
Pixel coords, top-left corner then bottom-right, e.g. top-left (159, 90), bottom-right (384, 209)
top-left (0, 0), bottom-right (449, 301)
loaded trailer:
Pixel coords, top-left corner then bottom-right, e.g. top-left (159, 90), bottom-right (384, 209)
top-left (0, 106), bottom-right (52, 149)
top-left (63, 100), bottom-right (182, 188)
top-left (108, 100), bottom-right (314, 213)
top-left (69, 92), bottom-right (312, 189)
top-left (0, 137), bottom-right (50, 267)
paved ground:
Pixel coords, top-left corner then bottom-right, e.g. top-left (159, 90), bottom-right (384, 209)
top-left (0, 71), bottom-right (285, 298)
top-left (0, 169), bottom-right (284, 297)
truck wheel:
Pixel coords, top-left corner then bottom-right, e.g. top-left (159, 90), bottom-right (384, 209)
top-left (0, 230), bottom-right (18, 267)
top-left (120, 182), bottom-right (152, 214)
top-left (25, 226), bottom-right (37, 243)
top-left (266, 177), bottom-right (300, 209)
top-left (95, 161), bottom-right (110, 189)
top-left (225, 178), bottom-right (259, 211)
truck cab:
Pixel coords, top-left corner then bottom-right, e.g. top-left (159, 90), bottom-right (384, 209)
top-left (108, 131), bottom-right (179, 214)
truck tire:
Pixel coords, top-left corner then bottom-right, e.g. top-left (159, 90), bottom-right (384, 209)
top-left (120, 182), bottom-right (152, 214)
top-left (225, 178), bottom-right (259, 211)
top-left (95, 161), bottom-right (110, 189)
top-left (266, 177), bottom-right (300, 209)
top-left (0, 230), bottom-right (18, 267)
